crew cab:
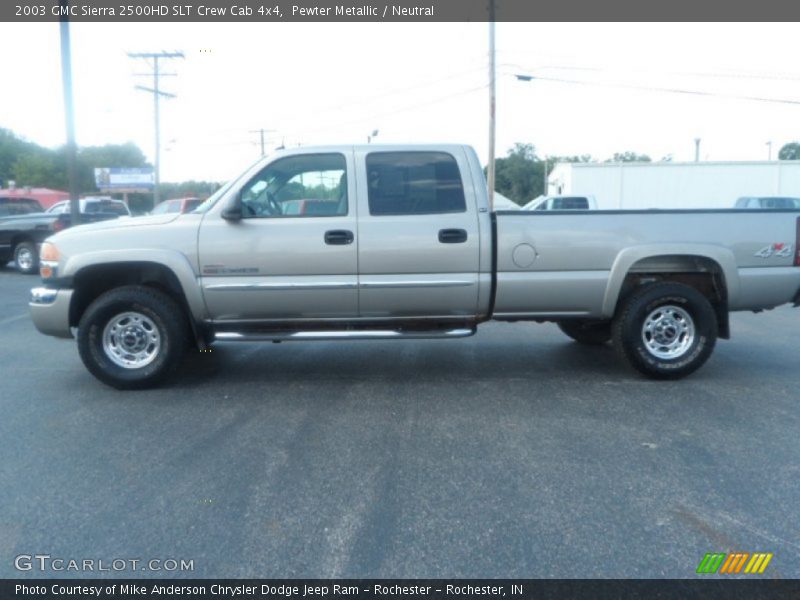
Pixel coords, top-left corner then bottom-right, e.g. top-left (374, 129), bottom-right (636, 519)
top-left (29, 145), bottom-right (800, 389)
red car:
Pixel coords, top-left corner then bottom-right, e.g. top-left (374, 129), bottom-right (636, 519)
top-left (151, 197), bottom-right (203, 215)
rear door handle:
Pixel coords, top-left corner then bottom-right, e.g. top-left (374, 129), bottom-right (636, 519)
top-left (324, 229), bottom-right (354, 245)
top-left (438, 228), bottom-right (468, 244)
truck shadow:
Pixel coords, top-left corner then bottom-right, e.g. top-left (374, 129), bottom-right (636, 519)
top-left (175, 335), bottom-right (633, 389)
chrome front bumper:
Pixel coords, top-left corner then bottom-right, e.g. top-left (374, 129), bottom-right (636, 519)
top-left (29, 287), bottom-right (74, 339)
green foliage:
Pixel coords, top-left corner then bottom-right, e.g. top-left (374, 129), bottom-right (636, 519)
top-left (0, 128), bottom-right (40, 187)
top-left (11, 152), bottom-right (65, 190)
top-left (779, 142), bottom-right (800, 160)
top-left (493, 143), bottom-right (544, 205)
top-left (0, 128), bottom-right (226, 215)
top-left (0, 128), bottom-right (149, 192)
top-left (490, 145), bottom-right (598, 205)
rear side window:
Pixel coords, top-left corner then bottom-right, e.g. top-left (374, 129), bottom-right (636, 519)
top-left (366, 151), bottom-right (466, 216)
top-left (0, 198), bottom-right (43, 216)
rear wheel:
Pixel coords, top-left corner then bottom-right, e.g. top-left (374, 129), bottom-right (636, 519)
top-left (77, 286), bottom-right (188, 389)
top-left (557, 319), bottom-right (612, 345)
top-left (14, 241), bottom-right (38, 274)
top-left (612, 282), bottom-right (717, 379)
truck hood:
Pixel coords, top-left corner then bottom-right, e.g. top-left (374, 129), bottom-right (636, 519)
top-left (55, 213), bottom-right (181, 238)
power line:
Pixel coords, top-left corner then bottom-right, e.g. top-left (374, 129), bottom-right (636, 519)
top-left (497, 58), bottom-right (800, 83)
top-left (509, 71), bottom-right (800, 107)
top-left (128, 51), bottom-right (184, 205)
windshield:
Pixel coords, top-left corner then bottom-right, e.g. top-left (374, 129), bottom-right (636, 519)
top-left (191, 180), bottom-right (237, 214)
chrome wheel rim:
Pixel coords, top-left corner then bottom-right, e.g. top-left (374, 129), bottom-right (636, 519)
top-left (102, 312), bottom-right (161, 369)
top-left (641, 304), bottom-right (695, 360)
top-left (16, 247), bottom-right (34, 270)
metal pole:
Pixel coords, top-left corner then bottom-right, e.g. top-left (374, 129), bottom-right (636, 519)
top-left (767, 141), bottom-right (772, 161)
top-left (260, 129), bottom-right (265, 156)
top-left (487, 1), bottom-right (496, 211)
top-left (694, 138), bottom-right (701, 162)
top-left (153, 57), bottom-right (161, 206)
top-left (59, 4), bottom-right (80, 226)
top-left (542, 157), bottom-right (548, 196)
top-left (130, 51), bottom-right (183, 207)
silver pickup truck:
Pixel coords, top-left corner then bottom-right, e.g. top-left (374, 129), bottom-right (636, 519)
top-left (29, 144), bottom-right (800, 389)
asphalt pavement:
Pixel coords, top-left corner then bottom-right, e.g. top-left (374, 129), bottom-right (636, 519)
top-left (1, 265), bottom-right (798, 578)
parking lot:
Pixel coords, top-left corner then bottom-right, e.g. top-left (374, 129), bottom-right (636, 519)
top-left (1, 265), bottom-right (798, 578)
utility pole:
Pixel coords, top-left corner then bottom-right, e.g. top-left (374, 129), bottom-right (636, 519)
top-left (128, 51), bottom-right (184, 207)
top-left (59, 1), bottom-right (80, 226)
top-left (250, 128), bottom-right (276, 156)
top-left (542, 157), bottom-right (548, 196)
top-left (694, 138), bottom-right (701, 162)
top-left (487, 0), bottom-right (496, 211)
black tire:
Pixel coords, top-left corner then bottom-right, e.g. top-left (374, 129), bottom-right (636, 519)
top-left (77, 285), bottom-right (188, 390)
top-left (557, 319), bottom-right (612, 345)
top-left (13, 241), bottom-right (38, 275)
top-left (612, 282), bottom-right (717, 379)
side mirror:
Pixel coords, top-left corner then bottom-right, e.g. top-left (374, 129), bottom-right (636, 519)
top-left (221, 199), bottom-right (242, 221)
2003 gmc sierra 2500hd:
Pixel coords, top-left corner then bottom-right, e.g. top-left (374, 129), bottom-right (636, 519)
top-left (29, 144), bottom-right (800, 389)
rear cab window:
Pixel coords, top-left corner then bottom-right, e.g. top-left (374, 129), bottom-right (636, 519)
top-left (0, 197), bottom-right (44, 216)
top-left (365, 151), bottom-right (466, 216)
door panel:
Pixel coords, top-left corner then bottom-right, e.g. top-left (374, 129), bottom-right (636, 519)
top-left (198, 151), bottom-right (358, 321)
top-left (355, 148), bottom-right (481, 318)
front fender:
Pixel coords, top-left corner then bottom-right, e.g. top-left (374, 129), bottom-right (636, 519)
top-left (62, 249), bottom-right (207, 322)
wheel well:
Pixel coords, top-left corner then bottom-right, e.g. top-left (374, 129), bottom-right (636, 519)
top-left (69, 262), bottom-right (191, 329)
top-left (618, 255), bottom-right (730, 339)
top-left (10, 235), bottom-right (34, 252)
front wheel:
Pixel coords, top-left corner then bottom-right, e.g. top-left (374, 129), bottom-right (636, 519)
top-left (14, 241), bottom-right (38, 274)
top-left (77, 286), bottom-right (188, 389)
top-left (612, 282), bottom-right (717, 379)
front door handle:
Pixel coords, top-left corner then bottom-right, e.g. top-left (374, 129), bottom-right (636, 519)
top-left (438, 228), bottom-right (468, 244)
top-left (324, 229), bottom-right (354, 245)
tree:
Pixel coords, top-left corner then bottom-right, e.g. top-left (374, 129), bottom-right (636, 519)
top-left (779, 142), bottom-right (800, 160)
top-left (11, 152), bottom-right (65, 190)
top-left (493, 143), bottom-right (544, 205)
top-left (0, 128), bottom-right (42, 187)
top-left (607, 151), bottom-right (652, 163)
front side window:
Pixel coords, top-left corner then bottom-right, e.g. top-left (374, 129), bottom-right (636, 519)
top-left (366, 151), bottom-right (466, 216)
top-left (240, 153), bottom-right (347, 218)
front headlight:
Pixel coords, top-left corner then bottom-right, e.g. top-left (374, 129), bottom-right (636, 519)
top-left (39, 242), bottom-right (60, 279)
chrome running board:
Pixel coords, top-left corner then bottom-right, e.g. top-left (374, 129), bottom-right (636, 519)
top-left (213, 327), bottom-right (476, 342)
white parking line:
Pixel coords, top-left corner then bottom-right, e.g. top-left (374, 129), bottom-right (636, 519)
top-left (0, 313), bottom-right (28, 326)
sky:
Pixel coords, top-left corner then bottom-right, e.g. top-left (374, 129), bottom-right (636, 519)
top-left (2, 22), bottom-right (800, 182)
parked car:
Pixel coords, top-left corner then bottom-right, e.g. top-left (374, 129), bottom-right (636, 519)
top-left (735, 196), bottom-right (800, 209)
top-left (28, 144), bottom-right (800, 389)
top-left (151, 197), bottom-right (203, 215)
top-left (0, 196), bottom-right (44, 216)
top-left (1, 210), bottom-right (120, 274)
top-left (281, 199), bottom-right (341, 216)
top-left (47, 197), bottom-right (131, 216)
top-left (524, 195), bottom-right (597, 210)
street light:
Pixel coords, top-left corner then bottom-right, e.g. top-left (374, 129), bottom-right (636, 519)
top-left (367, 129), bottom-right (379, 144)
